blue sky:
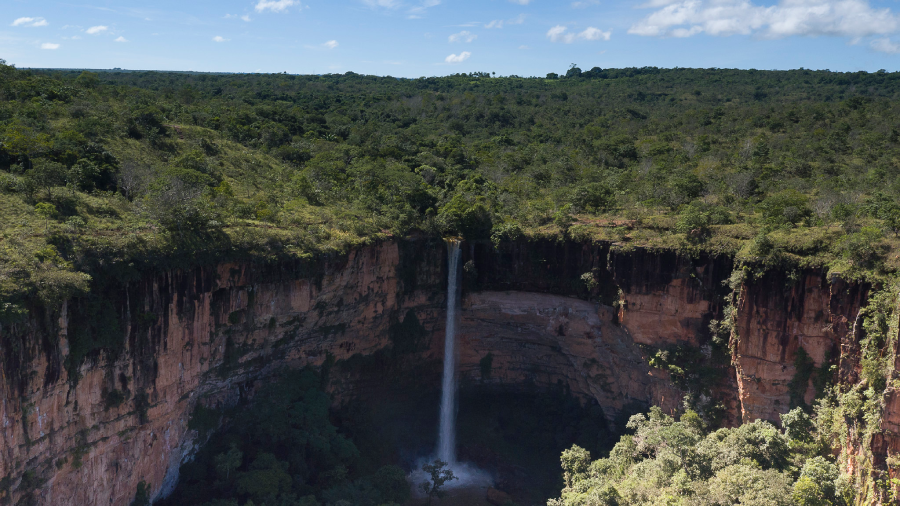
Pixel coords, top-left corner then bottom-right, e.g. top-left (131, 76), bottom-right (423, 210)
top-left (2, 0), bottom-right (900, 76)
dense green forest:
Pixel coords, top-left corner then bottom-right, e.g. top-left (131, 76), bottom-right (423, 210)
top-left (551, 407), bottom-right (850, 506)
top-left (3, 61), bottom-right (900, 319)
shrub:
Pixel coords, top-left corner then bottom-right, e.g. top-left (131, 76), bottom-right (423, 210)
top-left (571, 183), bottom-right (615, 213)
top-left (759, 189), bottom-right (813, 226)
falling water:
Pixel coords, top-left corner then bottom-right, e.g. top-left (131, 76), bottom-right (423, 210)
top-left (437, 239), bottom-right (462, 465)
top-left (407, 239), bottom-right (491, 497)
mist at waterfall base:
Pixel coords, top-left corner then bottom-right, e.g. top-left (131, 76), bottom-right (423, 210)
top-left (408, 240), bottom-right (493, 497)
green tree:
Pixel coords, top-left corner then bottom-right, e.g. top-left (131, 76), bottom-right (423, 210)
top-left (794, 457), bottom-right (840, 505)
top-left (214, 444), bottom-right (243, 480)
top-left (420, 459), bottom-right (457, 505)
top-left (372, 465), bottom-right (411, 504)
top-left (25, 160), bottom-right (67, 200)
top-left (561, 445), bottom-right (591, 487)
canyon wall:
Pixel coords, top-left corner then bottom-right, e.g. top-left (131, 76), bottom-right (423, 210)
top-left (0, 238), bottom-right (886, 505)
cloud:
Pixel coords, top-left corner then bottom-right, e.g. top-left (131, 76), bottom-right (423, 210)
top-left (86, 25), bottom-right (108, 35)
top-left (872, 37), bottom-right (900, 53)
top-left (449, 30), bottom-right (477, 42)
top-left (254, 0), bottom-right (299, 12)
top-left (485, 14), bottom-right (525, 28)
top-left (519, 44), bottom-right (530, 49)
top-left (115, 36), bottom-right (128, 42)
top-left (579, 26), bottom-right (612, 40)
top-left (242, 14), bottom-right (252, 22)
top-left (12, 17), bottom-right (48, 27)
top-left (40, 42), bottom-right (60, 49)
top-left (547, 25), bottom-right (611, 42)
top-left (225, 13), bottom-right (252, 21)
top-left (445, 51), bottom-right (471, 63)
top-left (572, 0), bottom-right (601, 7)
top-left (509, 0), bottom-right (531, 4)
top-left (628, 0), bottom-right (900, 39)
top-left (213, 35), bottom-right (228, 42)
top-left (408, 0), bottom-right (440, 17)
top-left (362, 0), bottom-right (402, 7)
top-left (323, 40), bottom-right (339, 48)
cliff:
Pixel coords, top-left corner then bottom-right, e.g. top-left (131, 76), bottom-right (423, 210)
top-left (0, 239), bottom-right (890, 505)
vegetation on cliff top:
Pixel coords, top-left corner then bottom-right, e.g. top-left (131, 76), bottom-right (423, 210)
top-left (3, 61), bottom-right (900, 312)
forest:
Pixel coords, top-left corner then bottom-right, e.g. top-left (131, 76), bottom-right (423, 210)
top-left (3, 62), bottom-right (900, 315)
top-left (3, 61), bottom-right (900, 505)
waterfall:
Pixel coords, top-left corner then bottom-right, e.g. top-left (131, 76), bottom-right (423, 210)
top-left (437, 239), bottom-right (462, 465)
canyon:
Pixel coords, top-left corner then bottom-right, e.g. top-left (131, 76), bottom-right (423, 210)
top-left (0, 238), bottom-right (894, 505)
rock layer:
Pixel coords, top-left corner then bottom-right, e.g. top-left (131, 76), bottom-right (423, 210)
top-left (0, 239), bottom-right (890, 505)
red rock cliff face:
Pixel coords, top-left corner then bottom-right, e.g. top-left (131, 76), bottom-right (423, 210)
top-left (731, 270), bottom-right (869, 424)
top-left (0, 240), bottom-right (446, 506)
top-left (0, 239), bottom-right (892, 505)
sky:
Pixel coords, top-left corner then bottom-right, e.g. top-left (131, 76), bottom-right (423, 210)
top-left (2, 0), bottom-right (900, 77)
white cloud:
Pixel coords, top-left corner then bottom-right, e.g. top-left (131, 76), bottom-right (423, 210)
top-left (242, 14), bottom-right (252, 22)
top-left (510, 0), bottom-right (531, 4)
top-left (86, 25), bottom-right (108, 35)
top-left (872, 37), bottom-right (900, 53)
top-left (547, 25), bottom-right (611, 42)
top-left (408, 0), bottom-right (440, 17)
top-left (362, 0), bottom-right (402, 7)
top-left (12, 17), bottom-right (48, 27)
top-left (115, 36), bottom-right (128, 42)
top-left (572, 0), bottom-right (601, 7)
top-left (40, 42), bottom-right (60, 49)
top-left (449, 30), bottom-right (477, 42)
top-left (254, 0), bottom-right (299, 12)
top-left (485, 14), bottom-right (525, 28)
top-left (628, 0), bottom-right (900, 39)
top-left (323, 39), bottom-right (339, 48)
top-left (445, 51), bottom-right (471, 63)
top-left (213, 35), bottom-right (228, 42)
top-left (519, 44), bottom-right (530, 49)
top-left (580, 26), bottom-right (612, 40)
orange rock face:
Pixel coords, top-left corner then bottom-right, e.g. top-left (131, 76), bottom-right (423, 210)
top-left (0, 240), bottom-right (446, 506)
top-left (731, 271), bottom-right (868, 424)
top-left (0, 240), bottom-right (889, 505)
top-left (457, 291), bottom-right (683, 423)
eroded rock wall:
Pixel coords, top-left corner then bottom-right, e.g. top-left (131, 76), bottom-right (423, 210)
top-left (0, 240), bottom-right (447, 506)
top-left (731, 271), bottom-right (869, 424)
top-left (0, 238), bottom-right (889, 506)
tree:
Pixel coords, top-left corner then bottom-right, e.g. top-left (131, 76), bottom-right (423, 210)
top-left (214, 444), bottom-right (243, 480)
top-left (560, 446), bottom-right (591, 487)
top-left (373, 465), bottom-right (411, 504)
top-left (35, 202), bottom-right (57, 232)
top-left (420, 459), bottom-right (457, 505)
top-left (24, 160), bottom-right (67, 200)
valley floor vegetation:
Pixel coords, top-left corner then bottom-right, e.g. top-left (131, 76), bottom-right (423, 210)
top-left (551, 406), bottom-right (854, 506)
top-left (157, 369), bottom-right (412, 506)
